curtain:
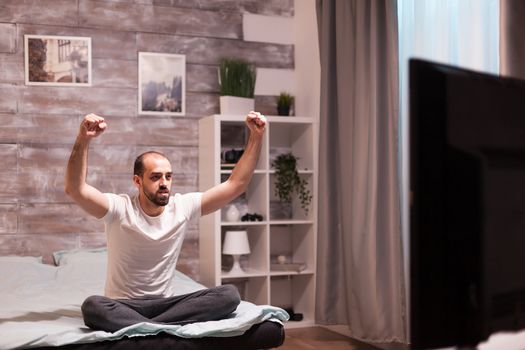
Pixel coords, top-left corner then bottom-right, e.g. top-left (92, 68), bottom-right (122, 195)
top-left (500, 0), bottom-right (525, 78)
top-left (315, 0), bottom-right (407, 344)
top-left (397, 1), bottom-right (499, 337)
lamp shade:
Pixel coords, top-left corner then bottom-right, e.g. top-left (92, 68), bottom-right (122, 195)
top-left (223, 230), bottom-right (250, 255)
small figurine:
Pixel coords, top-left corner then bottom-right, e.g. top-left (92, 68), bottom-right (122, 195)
top-left (241, 213), bottom-right (263, 222)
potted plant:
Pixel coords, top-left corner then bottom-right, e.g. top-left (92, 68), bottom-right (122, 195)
top-left (272, 153), bottom-right (312, 216)
top-left (276, 91), bottom-right (294, 116)
top-left (218, 58), bottom-right (256, 114)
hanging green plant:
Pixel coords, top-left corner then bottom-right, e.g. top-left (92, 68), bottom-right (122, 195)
top-left (272, 153), bottom-right (312, 216)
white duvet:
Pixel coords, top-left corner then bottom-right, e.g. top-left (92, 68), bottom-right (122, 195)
top-left (0, 252), bottom-right (288, 349)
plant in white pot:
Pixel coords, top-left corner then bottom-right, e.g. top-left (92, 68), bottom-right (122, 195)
top-left (218, 58), bottom-right (256, 115)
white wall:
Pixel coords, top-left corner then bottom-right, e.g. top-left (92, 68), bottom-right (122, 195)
top-left (243, 12), bottom-right (297, 99)
top-left (242, 0), bottom-right (320, 118)
top-left (294, 0), bottom-right (320, 119)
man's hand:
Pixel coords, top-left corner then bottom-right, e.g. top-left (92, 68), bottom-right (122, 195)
top-left (202, 111), bottom-right (266, 215)
top-left (245, 111), bottom-right (267, 137)
top-left (79, 113), bottom-right (107, 140)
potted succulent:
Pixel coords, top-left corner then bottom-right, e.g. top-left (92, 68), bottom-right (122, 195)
top-left (218, 58), bottom-right (256, 114)
top-left (276, 91), bottom-right (294, 116)
top-left (272, 152), bottom-right (312, 216)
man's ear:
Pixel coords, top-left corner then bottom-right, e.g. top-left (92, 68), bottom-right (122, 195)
top-left (133, 175), bottom-right (142, 189)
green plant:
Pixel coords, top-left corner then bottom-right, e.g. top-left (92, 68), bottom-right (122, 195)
top-left (276, 91), bottom-right (294, 108)
top-left (272, 153), bottom-right (312, 215)
top-left (218, 58), bottom-right (256, 98)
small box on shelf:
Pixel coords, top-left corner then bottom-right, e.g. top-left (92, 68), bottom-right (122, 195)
top-left (270, 254), bottom-right (307, 274)
top-left (270, 263), bottom-right (307, 273)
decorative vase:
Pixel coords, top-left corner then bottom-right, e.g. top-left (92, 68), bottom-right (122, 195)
top-left (269, 200), bottom-right (292, 220)
top-left (277, 105), bottom-right (290, 116)
top-left (225, 204), bottom-right (241, 222)
top-left (220, 96), bottom-right (255, 115)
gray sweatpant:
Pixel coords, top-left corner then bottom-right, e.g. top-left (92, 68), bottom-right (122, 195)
top-left (81, 285), bottom-right (240, 332)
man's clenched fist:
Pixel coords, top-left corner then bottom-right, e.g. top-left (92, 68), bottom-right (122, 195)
top-left (245, 111), bottom-right (267, 137)
top-left (80, 113), bottom-right (107, 139)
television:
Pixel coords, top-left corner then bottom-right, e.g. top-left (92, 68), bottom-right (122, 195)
top-left (410, 59), bottom-right (525, 349)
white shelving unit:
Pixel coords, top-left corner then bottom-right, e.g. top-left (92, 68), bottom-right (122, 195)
top-left (198, 114), bottom-right (318, 328)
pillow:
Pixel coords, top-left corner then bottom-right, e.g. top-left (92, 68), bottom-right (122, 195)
top-left (0, 255), bottom-right (55, 291)
top-left (53, 248), bottom-right (108, 292)
top-left (53, 247), bottom-right (107, 266)
top-left (0, 255), bottom-right (43, 264)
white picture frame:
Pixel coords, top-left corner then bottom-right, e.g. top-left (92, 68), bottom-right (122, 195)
top-left (24, 35), bottom-right (92, 87)
top-left (138, 52), bottom-right (186, 116)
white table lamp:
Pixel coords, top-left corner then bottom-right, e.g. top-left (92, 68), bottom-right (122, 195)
top-left (223, 230), bottom-right (250, 274)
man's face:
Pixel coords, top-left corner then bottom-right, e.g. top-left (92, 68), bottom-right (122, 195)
top-left (135, 155), bottom-right (173, 207)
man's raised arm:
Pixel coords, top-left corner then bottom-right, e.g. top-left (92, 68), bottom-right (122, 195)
top-left (65, 113), bottom-right (109, 219)
top-left (201, 111), bottom-right (266, 216)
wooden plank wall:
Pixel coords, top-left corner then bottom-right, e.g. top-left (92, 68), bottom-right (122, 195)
top-left (0, 0), bottom-right (294, 279)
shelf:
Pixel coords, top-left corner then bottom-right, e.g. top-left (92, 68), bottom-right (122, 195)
top-left (269, 169), bottom-right (313, 175)
top-left (199, 114), bottom-right (317, 323)
top-left (269, 220), bottom-right (314, 225)
top-left (221, 169), bottom-right (267, 175)
top-left (221, 221), bottom-right (267, 226)
top-left (214, 114), bottom-right (316, 123)
top-left (221, 163), bottom-right (236, 169)
top-left (220, 220), bottom-right (314, 226)
top-left (270, 270), bottom-right (315, 277)
top-left (267, 116), bottom-right (317, 124)
top-left (221, 268), bottom-right (268, 279)
top-left (221, 220), bottom-right (314, 226)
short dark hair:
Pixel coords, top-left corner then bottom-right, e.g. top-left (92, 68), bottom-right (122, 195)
top-left (133, 151), bottom-right (169, 177)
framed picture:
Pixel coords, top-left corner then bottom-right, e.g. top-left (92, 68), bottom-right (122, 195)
top-left (138, 52), bottom-right (186, 116)
top-left (24, 35), bottom-right (92, 86)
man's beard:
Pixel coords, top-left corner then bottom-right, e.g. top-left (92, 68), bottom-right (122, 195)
top-left (144, 187), bottom-right (170, 206)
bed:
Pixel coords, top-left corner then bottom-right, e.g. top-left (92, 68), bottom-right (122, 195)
top-left (0, 250), bottom-right (288, 350)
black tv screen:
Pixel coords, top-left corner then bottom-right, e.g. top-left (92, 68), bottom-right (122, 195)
top-left (410, 59), bottom-right (525, 349)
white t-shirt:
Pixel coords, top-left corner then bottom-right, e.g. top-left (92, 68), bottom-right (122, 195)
top-left (101, 192), bottom-right (202, 299)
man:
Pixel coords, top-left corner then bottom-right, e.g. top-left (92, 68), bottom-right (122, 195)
top-left (65, 111), bottom-right (266, 332)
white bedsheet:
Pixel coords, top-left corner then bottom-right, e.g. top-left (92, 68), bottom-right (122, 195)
top-left (0, 254), bottom-right (288, 349)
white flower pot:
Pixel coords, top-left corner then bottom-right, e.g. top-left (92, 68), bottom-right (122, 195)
top-left (220, 96), bottom-right (255, 115)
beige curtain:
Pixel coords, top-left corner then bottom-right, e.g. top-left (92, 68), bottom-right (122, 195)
top-left (500, 0), bottom-right (525, 78)
top-left (315, 0), bottom-right (407, 344)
